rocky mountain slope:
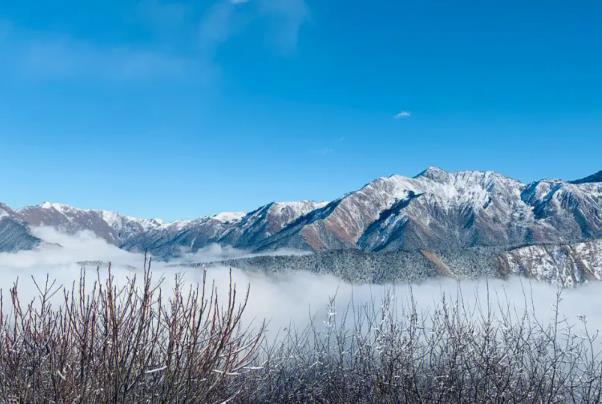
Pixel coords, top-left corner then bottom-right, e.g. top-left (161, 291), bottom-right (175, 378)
top-left (20, 202), bottom-right (163, 245)
top-left (256, 167), bottom-right (601, 252)
top-left (502, 239), bottom-right (602, 286)
top-left (0, 203), bottom-right (40, 252)
top-left (210, 239), bottom-right (602, 287)
top-left (17, 200), bottom-right (326, 258)
top-left (1, 167), bottom-right (600, 287)
top-left (571, 170), bottom-right (602, 185)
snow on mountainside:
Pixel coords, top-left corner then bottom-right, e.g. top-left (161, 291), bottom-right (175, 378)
top-left (219, 201), bottom-right (328, 249)
top-left (255, 174), bottom-right (422, 252)
top-left (258, 167), bottom-right (601, 253)
top-left (0, 203), bottom-right (40, 252)
top-left (17, 200), bottom-right (327, 258)
top-left (20, 202), bottom-right (165, 245)
top-left (19, 203), bottom-right (249, 256)
top-left (5, 167), bottom-right (602, 262)
top-left (520, 180), bottom-right (602, 241)
top-left (358, 168), bottom-right (531, 251)
top-left (122, 201), bottom-right (326, 257)
top-left (119, 214), bottom-right (241, 258)
top-left (501, 239), bottom-right (602, 287)
top-left (212, 239), bottom-right (602, 287)
top-left (212, 212), bottom-right (246, 223)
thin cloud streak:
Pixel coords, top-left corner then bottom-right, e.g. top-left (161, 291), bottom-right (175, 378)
top-left (0, 21), bottom-right (200, 81)
top-left (0, 0), bottom-right (309, 82)
top-left (394, 111), bottom-right (412, 119)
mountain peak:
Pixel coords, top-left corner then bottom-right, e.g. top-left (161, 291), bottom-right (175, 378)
top-left (420, 165), bottom-right (446, 174)
top-left (415, 166), bottom-right (449, 181)
top-left (40, 201), bottom-right (75, 212)
top-left (571, 170), bottom-right (602, 185)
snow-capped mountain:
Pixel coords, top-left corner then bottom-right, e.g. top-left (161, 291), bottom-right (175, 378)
top-left (3, 167), bottom-right (601, 261)
top-left (19, 202), bottom-right (165, 245)
top-left (19, 202), bottom-right (247, 257)
top-left (219, 201), bottom-right (328, 249)
top-left (119, 212), bottom-right (246, 258)
top-left (254, 174), bottom-right (422, 251)
top-left (357, 168), bottom-right (528, 251)
top-left (16, 200), bottom-right (327, 258)
top-left (121, 201), bottom-right (326, 257)
top-left (257, 167), bottom-right (602, 253)
top-left (357, 169), bottom-right (602, 251)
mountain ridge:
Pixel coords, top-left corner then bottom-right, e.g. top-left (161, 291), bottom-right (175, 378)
top-left (571, 170), bottom-right (602, 185)
top-left (2, 167), bottom-right (600, 259)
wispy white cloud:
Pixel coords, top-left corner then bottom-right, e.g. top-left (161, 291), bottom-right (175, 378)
top-left (394, 111), bottom-right (412, 119)
top-left (199, 0), bottom-right (309, 55)
top-left (0, 0), bottom-right (309, 82)
top-left (0, 20), bottom-right (200, 81)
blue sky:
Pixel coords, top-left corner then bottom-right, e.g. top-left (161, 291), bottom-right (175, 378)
top-left (1, 0), bottom-right (601, 220)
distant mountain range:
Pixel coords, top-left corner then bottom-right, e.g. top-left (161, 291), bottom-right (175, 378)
top-left (2, 167), bottom-right (601, 256)
top-left (1, 167), bottom-right (601, 285)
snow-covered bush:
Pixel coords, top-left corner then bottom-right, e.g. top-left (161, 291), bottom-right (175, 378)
top-left (1, 261), bottom-right (602, 403)
top-left (0, 257), bottom-right (264, 403)
top-left (239, 286), bottom-right (602, 403)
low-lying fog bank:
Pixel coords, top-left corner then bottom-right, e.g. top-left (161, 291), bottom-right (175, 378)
top-left (0, 227), bottom-right (600, 336)
top-left (3, 227), bottom-right (602, 402)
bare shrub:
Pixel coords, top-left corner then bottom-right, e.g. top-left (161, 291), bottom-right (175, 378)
top-left (2, 262), bottom-right (602, 403)
top-left (239, 285), bottom-right (602, 403)
top-left (0, 257), bottom-right (264, 403)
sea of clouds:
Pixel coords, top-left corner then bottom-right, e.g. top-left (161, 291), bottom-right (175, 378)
top-left (1, 226), bottom-right (602, 338)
